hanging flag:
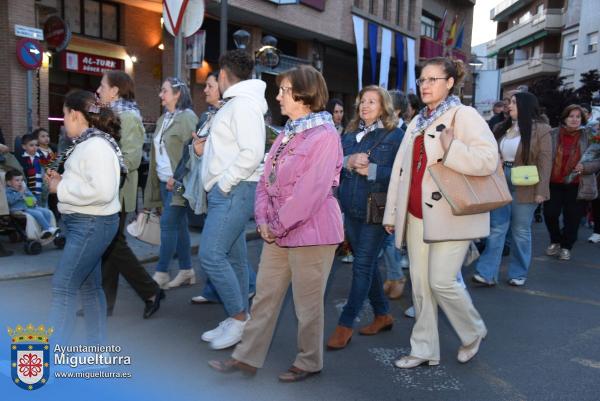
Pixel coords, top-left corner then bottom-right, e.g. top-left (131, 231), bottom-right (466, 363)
top-left (454, 23), bottom-right (464, 49)
top-left (368, 22), bottom-right (378, 85)
top-left (395, 32), bottom-right (405, 91)
top-left (379, 28), bottom-right (392, 89)
top-left (435, 10), bottom-right (447, 42)
top-left (445, 14), bottom-right (458, 47)
top-left (406, 37), bottom-right (416, 94)
top-left (352, 15), bottom-right (365, 90)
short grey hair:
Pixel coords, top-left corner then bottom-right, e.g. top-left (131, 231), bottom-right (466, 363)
top-left (165, 77), bottom-right (193, 110)
top-left (388, 90), bottom-right (408, 115)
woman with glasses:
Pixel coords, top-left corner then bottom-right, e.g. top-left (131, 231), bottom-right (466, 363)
top-left (145, 77), bottom-right (199, 290)
top-left (208, 65), bottom-right (343, 382)
top-left (384, 57), bottom-right (497, 368)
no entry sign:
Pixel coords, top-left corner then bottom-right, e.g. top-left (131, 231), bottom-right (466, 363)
top-left (16, 38), bottom-right (43, 70)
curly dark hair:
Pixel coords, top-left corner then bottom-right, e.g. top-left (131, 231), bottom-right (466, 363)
top-left (219, 49), bottom-right (254, 82)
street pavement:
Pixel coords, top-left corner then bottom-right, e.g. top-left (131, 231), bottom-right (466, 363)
top-left (1, 221), bottom-right (600, 401)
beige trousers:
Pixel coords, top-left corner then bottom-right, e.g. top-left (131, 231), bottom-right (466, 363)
top-left (232, 242), bottom-right (336, 372)
top-left (406, 213), bottom-right (486, 361)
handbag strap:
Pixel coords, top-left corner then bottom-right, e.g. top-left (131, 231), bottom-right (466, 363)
top-left (365, 129), bottom-right (391, 157)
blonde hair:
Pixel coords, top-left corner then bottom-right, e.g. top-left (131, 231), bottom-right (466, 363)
top-left (347, 86), bottom-right (398, 132)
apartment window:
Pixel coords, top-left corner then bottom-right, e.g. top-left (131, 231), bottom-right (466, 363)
top-left (518, 11), bottom-right (531, 24)
top-left (420, 15), bottom-right (437, 38)
top-left (536, 3), bottom-right (544, 15)
top-left (587, 32), bottom-right (598, 53)
top-left (62, 0), bottom-right (120, 41)
top-left (383, 0), bottom-right (390, 20)
top-left (567, 39), bottom-right (578, 58)
top-left (368, 0), bottom-right (376, 15)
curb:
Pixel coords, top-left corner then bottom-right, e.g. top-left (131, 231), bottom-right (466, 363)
top-left (0, 230), bottom-right (262, 282)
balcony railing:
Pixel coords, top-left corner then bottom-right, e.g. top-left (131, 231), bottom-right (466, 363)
top-left (487, 9), bottom-right (562, 55)
top-left (419, 36), bottom-right (443, 59)
top-left (500, 53), bottom-right (561, 84)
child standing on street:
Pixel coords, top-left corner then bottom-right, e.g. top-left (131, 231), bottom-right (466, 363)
top-left (5, 169), bottom-right (59, 239)
top-left (17, 134), bottom-right (44, 202)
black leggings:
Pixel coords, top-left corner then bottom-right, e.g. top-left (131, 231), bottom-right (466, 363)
top-left (543, 183), bottom-right (586, 250)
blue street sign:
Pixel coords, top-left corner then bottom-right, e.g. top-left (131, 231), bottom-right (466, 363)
top-left (16, 38), bottom-right (43, 70)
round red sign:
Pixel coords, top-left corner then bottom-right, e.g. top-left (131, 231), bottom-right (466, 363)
top-left (43, 16), bottom-right (71, 52)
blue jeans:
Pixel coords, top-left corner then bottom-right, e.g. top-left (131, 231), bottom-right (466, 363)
top-left (339, 215), bottom-right (389, 327)
top-left (25, 207), bottom-right (53, 231)
top-left (382, 233), bottom-right (405, 281)
top-left (199, 182), bottom-right (256, 317)
top-left (49, 213), bottom-right (119, 346)
top-left (475, 166), bottom-right (538, 282)
top-left (201, 265), bottom-right (257, 302)
top-left (156, 182), bottom-right (192, 272)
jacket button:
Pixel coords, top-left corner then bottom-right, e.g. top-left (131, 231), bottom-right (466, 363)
top-left (432, 192), bottom-right (442, 201)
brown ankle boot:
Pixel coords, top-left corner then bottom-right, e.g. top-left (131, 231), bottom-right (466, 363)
top-left (387, 278), bottom-right (406, 300)
top-left (326, 325), bottom-right (353, 350)
top-left (383, 280), bottom-right (392, 295)
top-left (359, 314), bottom-right (394, 335)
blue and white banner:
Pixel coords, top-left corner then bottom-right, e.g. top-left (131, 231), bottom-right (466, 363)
top-left (406, 37), bottom-right (416, 94)
top-left (368, 22), bottom-right (378, 85)
top-left (352, 15), bottom-right (365, 91)
top-left (378, 28), bottom-right (392, 89)
top-left (395, 32), bottom-right (405, 91)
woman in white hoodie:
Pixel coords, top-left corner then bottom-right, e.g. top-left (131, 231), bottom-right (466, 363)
top-left (46, 90), bottom-right (125, 346)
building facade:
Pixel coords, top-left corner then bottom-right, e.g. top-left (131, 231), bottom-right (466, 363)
top-left (487, 0), bottom-right (564, 94)
top-left (0, 0), bottom-right (476, 149)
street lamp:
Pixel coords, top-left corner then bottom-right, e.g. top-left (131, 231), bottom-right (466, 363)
top-left (233, 29), bottom-right (251, 49)
top-left (256, 35), bottom-right (280, 68)
top-left (469, 55), bottom-right (484, 108)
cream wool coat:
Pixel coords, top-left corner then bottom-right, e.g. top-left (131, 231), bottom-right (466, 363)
top-left (383, 105), bottom-right (499, 246)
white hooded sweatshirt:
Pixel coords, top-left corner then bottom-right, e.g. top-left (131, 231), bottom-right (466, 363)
top-left (201, 79), bottom-right (267, 193)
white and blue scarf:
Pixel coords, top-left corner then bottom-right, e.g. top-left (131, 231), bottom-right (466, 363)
top-left (110, 98), bottom-right (143, 122)
top-left (282, 111), bottom-right (334, 139)
top-left (356, 119), bottom-right (384, 143)
top-left (412, 95), bottom-right (462, 135)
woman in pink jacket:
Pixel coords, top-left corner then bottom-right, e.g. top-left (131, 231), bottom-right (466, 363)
top-left (209, 65), bottom-right (344, 382)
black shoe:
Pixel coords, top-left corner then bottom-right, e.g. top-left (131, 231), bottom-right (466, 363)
top-left (143, 289), bottom-right (165, 319)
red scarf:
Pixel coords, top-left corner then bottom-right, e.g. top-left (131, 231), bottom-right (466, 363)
top-left (551, 127), bottom-right (581, 184)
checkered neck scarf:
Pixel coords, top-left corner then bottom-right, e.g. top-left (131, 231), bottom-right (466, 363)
top-left (282, 111), bottom-right (334, 138)
top-left (58, 128), bottom-right (128, 177)
top-left (412, 95), bottom-right (462, 135)
top-left (356, 119), bottom-right (384, 142)
top-left (110, 99), bottom-right (142, 121)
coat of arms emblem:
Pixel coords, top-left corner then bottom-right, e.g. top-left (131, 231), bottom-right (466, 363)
top-left (8, 323), bottom-right (53, 390)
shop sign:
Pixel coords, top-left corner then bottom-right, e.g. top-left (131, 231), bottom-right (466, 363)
top-left (62, 51), bottom-right (124, 76)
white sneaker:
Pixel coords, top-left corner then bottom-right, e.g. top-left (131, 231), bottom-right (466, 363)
top-left (558, 248), bottom-right (571, 261)
top-left (340, 254), bottom-right (354, 263)
top-left (152, 272), bottom-right (171, 290)
top-left (400, 254), bottom-right (409, 269)
top-left (167, 269), bottom-right (196, 288)
top-left (210, 318), bottom-right (247, 350)
top-left (546, 243), bottom-right (561, 256)
top-left (508, 278), bottom-right (526, 286)
top-left (588, 233), bottom-right (600, 243)
top-left (201, 318), bottom-right (232, 342)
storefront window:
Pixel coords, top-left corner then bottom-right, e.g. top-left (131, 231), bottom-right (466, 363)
top-left (62, 0), bottom-right (120, 41)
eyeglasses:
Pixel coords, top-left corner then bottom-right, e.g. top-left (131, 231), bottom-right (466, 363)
top-left (278, 86), bottom-right (292, 95)
top-left (416, 77), bottom-right (449, 87)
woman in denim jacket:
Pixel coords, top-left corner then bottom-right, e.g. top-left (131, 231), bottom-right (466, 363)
top-left (327, 85), bottom-right (403, 350)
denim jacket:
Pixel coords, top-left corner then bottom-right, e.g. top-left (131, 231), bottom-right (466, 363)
top-left (338, 126), bottom-right (404, 221)
top-left (6, 186), bottom-right (35, 212)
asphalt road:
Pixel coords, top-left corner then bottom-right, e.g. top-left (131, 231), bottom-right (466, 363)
top-left (1, 223), bottom-right (600, 401)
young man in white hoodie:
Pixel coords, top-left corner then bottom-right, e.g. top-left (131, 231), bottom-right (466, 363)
top-left (198, 49), bottom-right (267, 350)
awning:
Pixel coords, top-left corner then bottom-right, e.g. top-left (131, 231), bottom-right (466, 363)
top-left (487, 30), bottom-right (548, 57)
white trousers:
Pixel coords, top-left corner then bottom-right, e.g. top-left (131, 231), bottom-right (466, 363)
top-left (406, 213), bottom-right (487, 361)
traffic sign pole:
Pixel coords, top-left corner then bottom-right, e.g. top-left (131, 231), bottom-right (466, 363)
top-left (26, 70), bottom-right (33, 134)
top-left (174, 31), bottom-right (183, 79)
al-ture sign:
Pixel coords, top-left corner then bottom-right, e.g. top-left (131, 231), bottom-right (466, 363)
top-left (62, 51), bottom-right (124, 76)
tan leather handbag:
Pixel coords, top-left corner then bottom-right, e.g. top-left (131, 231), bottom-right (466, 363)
top-left (429, 158), bottom-right (512, 216)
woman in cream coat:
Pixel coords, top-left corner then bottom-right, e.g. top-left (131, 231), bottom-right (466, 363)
top-left (383, 57), bottom-right (498, 368)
